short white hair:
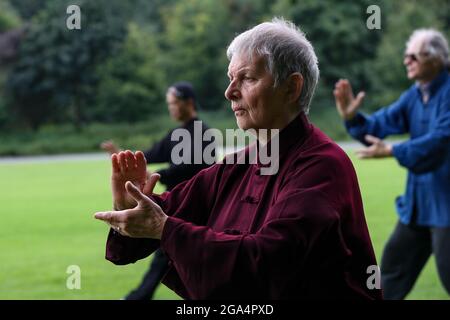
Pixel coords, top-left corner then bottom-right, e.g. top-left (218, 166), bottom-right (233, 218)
top-left (226, 18), bottom-right (319, 114)
top-left (407, 28), bottom-right (449, 69)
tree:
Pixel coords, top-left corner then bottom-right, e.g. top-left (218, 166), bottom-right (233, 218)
top-left (160, 0), bottom-right (277, 111)
top-left (0, 1), bottom-right (22, 32)
top-left (160, 0), bottom-right (231, 111)
top-left (369, 0), bottom-right (450, 111)
top-left (7, 0), bottom-right (47, 21)
top-left (7, 0), bottom-right (128, 129)
top-left (0, 2), bottom-right (22, 129)
top-left (92, 23), bottom-right (166, 123)
top-left (271, 0), bottom-right (387, 112)
top-left (128, 0), bottom-right (177, 33)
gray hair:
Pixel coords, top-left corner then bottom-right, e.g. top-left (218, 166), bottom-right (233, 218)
top-left (407, 28), bottom-right (449, 69)
top-left (226, 18), bottom-right (319, 114)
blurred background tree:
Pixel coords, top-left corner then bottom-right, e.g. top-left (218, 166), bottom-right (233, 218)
top-left (92, 23), bottom-right (165, 123)
top-left (159, 0), bottom-right (230, 111)
top-left (272, 0), bottom-right (387, 113)
top-left (7, 0), bottom-right (47, 21)
top-left (6, 0), bottom-right (129, 130)
top-left (0, 1), bottom-right (22, 32)
top-left (370, 0), bottom-right (450, 110)
top-left (0, 1), bottom-right (22, 130)
top-left (0, 0), bottom-right (448, 154)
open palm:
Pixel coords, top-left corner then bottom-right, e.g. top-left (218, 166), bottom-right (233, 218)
top-left (111, 150), bottom-right (148, 210)
top-left (333, 79), bottom-right (365, 120)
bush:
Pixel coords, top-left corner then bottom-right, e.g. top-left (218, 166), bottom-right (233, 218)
top-left (0, 113), bottom-right (175, 156)
top-left (0, 107), bottom-right (356, 156)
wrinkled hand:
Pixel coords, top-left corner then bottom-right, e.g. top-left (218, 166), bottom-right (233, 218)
top-left (333, 79), bottom-right (365, 121)
top-left (101, 140), bottom-right (120, 155)
top-left (111, 150), bottom-right (159, 210)
top-left (355, 135), bottom-right (393, 159)
top-left (95, 181), bottom-right (168, 239)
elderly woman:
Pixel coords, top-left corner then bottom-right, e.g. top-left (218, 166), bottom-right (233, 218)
top-left (95, 18), bottom-right (381, 300)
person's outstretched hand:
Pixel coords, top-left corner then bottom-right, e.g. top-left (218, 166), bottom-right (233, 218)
top-left (101, 140), bottom-right (120, 155)
top-left (95, 181), bottom-right (168, 239)
top-left (333, 79), bottom-right (365, 121)
top-left (355, 135), bottom-right (393, 159)
top-left (111, 150), bottom-right (160, 210)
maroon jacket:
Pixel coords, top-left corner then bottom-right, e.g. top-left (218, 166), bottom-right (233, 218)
top-left (104, 114), bottom-right (382, 300)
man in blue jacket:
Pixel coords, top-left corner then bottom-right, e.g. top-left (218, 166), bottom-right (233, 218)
top-left (334, 29), bottom-right (450, 299)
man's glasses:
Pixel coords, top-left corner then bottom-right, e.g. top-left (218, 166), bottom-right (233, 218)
top-left (404, 53), bottom-right (419, 62)
top-left (404, 52), bottom-right (429, 62)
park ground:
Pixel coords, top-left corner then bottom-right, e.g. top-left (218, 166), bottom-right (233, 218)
top-left (0, 152), bottom-right (448, 300)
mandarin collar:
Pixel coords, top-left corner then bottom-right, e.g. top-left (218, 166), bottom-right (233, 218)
top-left (252, 112), bottom-right (312, 169)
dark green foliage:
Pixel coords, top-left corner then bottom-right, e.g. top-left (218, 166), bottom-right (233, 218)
top-left (92, 23), bottom-right (165, 122)
top-left (0, 1), bottom-right (22, 32)
top-left (0, 0), bottom-right (448, 154)
top-left (369, 0), bottom-right (450, 111)
top-left (159, 0), bottom-right (231, 111)
top-left (159, 0), bottom-right (276, 111)
top-left (8, 0), bottom-right (47, 20)
top-left (7, 0), bottom-right (128, 129)
top-left (272, 0), bottom-right (387, 113)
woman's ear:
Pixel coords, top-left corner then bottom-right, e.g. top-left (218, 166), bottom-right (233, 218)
top-left (286, 73), bottom-right (304, 104)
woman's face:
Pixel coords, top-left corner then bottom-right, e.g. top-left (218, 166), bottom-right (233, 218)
top-left (224, 54), bottom-right (293, 131)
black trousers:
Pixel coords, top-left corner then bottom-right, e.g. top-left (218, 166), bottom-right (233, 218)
top-left (124, 249), bottom-right (169, 300)
top-left (381, 221), bottom-right (450, 299)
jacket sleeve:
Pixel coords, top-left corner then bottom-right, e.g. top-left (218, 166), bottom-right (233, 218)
top-left (345, 90), bottom-right (411, 145)
top-left (105, 229), bottom-right (159, 265)
top-left (392, 92), bottom-right (450, 173)
top-left (160, 181), bottom-right (349, 299)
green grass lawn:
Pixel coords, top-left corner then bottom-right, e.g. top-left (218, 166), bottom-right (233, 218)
top-left (0, 155), bottom-right (448, 300)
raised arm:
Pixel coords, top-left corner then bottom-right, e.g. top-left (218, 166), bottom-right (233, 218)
top-left (335, 79), bottom-right (411, 144)
top-left (158, 188), bottom-right (345, 299)
top-left (334, 79), bottom-right (365, 121)
top-left (100, 157), bottom-right (375, 299)
top-left (96, 181), bottom-right (167, 239)
top-left (100, 140), bottom-right (121, 155)
top-left (95, 160), bottom-right (222, 265)
top-left (98, 179), bottom-right (341, 298)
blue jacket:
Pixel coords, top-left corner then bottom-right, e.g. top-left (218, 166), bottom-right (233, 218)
top-left (345, 70), bottom-right (450, 227)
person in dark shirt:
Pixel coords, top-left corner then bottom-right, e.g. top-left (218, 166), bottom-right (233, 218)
top-left (95, 18), bottom-right (381, 299)
top-left (334, 29), bottom-right (450, 299)
top-left (101, 81), bottom-right (214, 300)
